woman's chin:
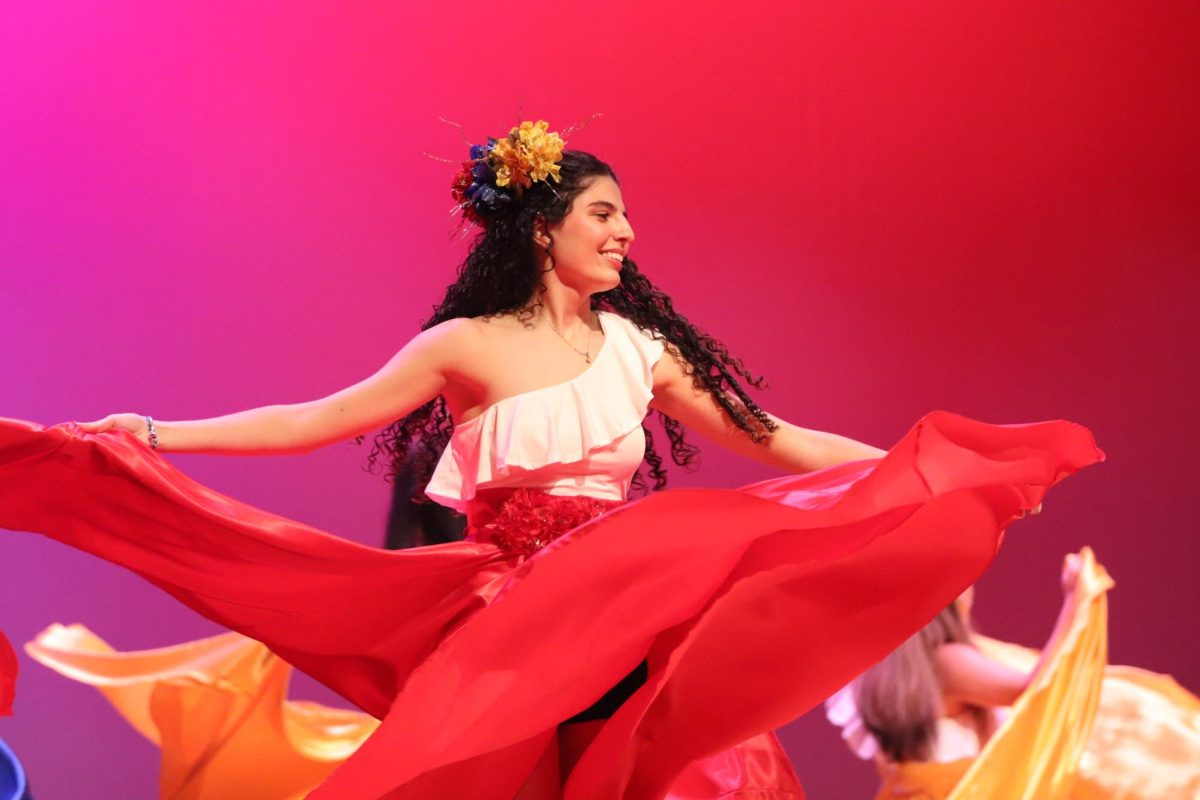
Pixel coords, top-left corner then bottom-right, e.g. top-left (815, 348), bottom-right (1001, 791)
top-left (561, 271), bottom-right (621, 297)
top-left (594, 272), bottom-right (622, 293)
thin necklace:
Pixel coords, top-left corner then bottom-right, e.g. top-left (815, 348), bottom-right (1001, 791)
top-left (540, 306), bottom-right (594, 363)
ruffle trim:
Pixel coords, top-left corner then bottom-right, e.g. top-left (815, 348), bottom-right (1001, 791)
top-left (426, 313), bottom-right (664, 510)
top-left (824, 683), bottom-right (879, 760)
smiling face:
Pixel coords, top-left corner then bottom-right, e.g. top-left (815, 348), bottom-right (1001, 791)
top-left (542, 175), bottom-right (635, 294)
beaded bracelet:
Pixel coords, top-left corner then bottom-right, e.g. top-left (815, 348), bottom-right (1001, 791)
top-left (144, 415), bottom-right (159, 450)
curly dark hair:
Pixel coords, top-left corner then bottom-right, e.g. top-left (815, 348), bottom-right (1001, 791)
top-left (367, 150), bottom-right (777, 501)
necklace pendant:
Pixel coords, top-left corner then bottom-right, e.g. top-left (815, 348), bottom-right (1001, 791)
top-left (539, 306), bottom-right (594, 363)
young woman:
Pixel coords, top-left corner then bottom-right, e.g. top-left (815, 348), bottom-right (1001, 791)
top-left (827, 549), bottom-right (1200, 799)
top-left (0, 121), bottom-right (1102, 798)
top-left (829, 555), bottom-right (1086, 788)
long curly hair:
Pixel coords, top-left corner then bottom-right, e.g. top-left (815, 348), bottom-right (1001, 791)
top-left (367, 150), bottom-right (777, 502)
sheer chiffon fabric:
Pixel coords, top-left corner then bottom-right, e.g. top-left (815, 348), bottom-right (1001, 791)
top-left (0, 314), bottom-right (1103, 797)
top-left (25, 624), bottom-right (802, 800)
top-left (0, 410), bottom-right (1099, 797)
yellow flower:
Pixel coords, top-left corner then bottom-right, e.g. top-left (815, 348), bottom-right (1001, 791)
top-left (487, 120), bottom-right (564, 191)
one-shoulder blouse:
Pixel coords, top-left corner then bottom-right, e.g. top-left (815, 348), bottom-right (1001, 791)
top-left (424, 312), bottom-right (666, 512)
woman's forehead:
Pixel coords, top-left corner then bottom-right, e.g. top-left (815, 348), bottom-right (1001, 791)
top-left (576, 176), bottom-right (625, 209)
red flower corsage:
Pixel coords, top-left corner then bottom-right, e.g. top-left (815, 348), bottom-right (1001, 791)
top-left (483, 489), bottom-right (623, 557)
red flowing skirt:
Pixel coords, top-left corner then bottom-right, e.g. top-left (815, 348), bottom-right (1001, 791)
top-left (0, 412), bottom-right (1101, 798)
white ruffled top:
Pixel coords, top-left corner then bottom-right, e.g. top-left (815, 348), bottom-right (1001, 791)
top-left (425, 312), bottom-right (665, 512)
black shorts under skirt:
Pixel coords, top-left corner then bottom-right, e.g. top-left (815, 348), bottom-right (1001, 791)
top-left (563, 660), bottom-right (649, 724)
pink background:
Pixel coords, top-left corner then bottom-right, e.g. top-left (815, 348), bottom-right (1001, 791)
top-left (2, 2), bottom-right (1197, 797)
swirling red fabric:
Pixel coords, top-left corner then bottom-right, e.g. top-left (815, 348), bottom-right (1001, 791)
top-left (0, 412), bottom-right (1102, 798)
top-left (0, 631), bottom-right (14, 716)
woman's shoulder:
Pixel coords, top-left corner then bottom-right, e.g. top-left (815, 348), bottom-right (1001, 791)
top-left (422, 315), bottom-right (525, 345)
top-left (416, 313), bottom-right (540, 368)
top-left (427, 310), bottom-right (661, 357)
top-left (411, 317), bottom-right (483, 351)
top-left (393, 318), bottom-right (498, 374)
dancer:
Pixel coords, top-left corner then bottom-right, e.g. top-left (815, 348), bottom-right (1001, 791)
top-left (826, 548), bottom-right (1200, 799)
top-left (0, 120), bottom-right (1102, 798)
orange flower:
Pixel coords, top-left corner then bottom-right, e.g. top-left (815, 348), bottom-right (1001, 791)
top-left (489, 138), bottom-right (522, 188)
top-left (488, 120), bottom-right (564, 190)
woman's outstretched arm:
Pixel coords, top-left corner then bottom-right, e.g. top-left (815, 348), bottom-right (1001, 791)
top-left (77, 319), bottom-right (474, 455)
top-left (649, 345), bottom-right (886, 473)
top-left (936, 554), bottom-right (1082, 708)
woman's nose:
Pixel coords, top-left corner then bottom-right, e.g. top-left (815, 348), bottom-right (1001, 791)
top-left (617, 218), bottom-right (635, 244)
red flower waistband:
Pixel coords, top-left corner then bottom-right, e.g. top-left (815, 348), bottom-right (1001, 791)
top-left (466, 489), bottom-right (625, 557)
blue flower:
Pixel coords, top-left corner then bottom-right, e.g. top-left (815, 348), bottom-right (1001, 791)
top-left (472, 161), bottom-right (496, 183)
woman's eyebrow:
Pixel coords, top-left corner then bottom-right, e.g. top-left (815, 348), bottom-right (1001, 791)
top-left (588, 200), bottom-right (630, 218)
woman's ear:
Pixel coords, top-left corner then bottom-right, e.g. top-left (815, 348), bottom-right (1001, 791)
top-left (532, 215), bottom-right (552, 250)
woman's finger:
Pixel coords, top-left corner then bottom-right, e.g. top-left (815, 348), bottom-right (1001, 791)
top-left (1017, 502), bottom-right (1044, 520)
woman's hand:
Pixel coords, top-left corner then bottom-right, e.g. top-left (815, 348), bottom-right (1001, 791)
top-left (1060, 552), bottom-right (1082, 596)
top-left (1018, 502), bottom-right (1044, 520)
top-left (940, 550), bottom-right (1086, 710)
top-left (77, 413), bottom-right (151, 446)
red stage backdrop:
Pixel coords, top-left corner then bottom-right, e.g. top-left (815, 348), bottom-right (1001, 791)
top-left (1, 2), bottom-right (1196, 797)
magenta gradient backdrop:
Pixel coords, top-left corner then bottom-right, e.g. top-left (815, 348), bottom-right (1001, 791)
top-left (2, 3), bottom-right (1197, 798)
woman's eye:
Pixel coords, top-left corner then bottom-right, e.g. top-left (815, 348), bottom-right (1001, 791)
top-left (595, 213), bottom-right (610, 221)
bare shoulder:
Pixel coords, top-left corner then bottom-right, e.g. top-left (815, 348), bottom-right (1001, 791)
top-left (422, 316), bottom-right (480, 341)
top-left (372, 318), bottom-right (484, 388)
top-left (420, 313), bottom-right (530, 377)
top-left (460, 311), bottom-right (538, 344)
top-left (409, 316), bottom-right (486, 356)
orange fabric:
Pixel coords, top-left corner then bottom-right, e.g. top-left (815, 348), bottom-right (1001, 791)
top-left (1071, 668), bottom-right (1200, 799)
top-left (976, 628), bottom-right (1200, 798)
top-left (874, 759), bottom-right (971, 800)
top-left (0, 412), bottom-right (1102, 797)
top-left (946, 547), bottom-right (1112, 800)
top-left (25, 624), bottom-right (377, 800)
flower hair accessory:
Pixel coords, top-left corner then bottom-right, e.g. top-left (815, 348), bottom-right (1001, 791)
top-left (451, 120), bottom-right (565, 226)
